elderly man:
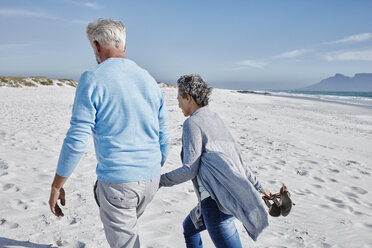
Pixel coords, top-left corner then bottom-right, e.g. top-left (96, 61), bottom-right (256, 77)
top-left (48, 18), bottom-right (171, 248)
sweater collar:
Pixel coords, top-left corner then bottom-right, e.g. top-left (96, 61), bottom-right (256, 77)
top-left (191, 106), bottom-right (208, 117)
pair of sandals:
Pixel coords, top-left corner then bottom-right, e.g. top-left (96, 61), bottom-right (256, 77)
top-left (262, 184), bottom-right (294, 217)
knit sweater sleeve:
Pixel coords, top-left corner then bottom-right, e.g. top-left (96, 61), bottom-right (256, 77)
top-left (158, 92), bottom-right (171, 166)
top-left (56, 71), bottom-right (97, 177)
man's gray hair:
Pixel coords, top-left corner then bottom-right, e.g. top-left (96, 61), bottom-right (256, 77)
top-left (177, 74), bottom-right (212, 107)
top-left (86, 18), bottom-right (126, 50)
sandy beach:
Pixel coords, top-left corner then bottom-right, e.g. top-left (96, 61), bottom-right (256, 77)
top-left (0, 85), bottom-right (371, 248)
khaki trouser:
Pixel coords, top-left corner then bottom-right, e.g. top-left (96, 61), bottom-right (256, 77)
top-left (94, 177), bottom-right (160, 248)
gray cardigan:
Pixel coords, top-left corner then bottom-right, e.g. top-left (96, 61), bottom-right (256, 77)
top-left (160, 107), bottom-right (268, 241)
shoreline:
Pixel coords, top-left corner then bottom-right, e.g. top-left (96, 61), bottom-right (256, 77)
top-left (236, 90), bottom-right (372, 109)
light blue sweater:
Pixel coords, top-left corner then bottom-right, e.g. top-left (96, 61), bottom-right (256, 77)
top-left (56, 58), bottom-right (171, 183)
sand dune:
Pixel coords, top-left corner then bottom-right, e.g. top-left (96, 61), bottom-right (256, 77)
top-left (0, 85), bottom-right (371, 247)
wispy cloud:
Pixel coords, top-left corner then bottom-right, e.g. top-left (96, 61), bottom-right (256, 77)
top-left (238, 32), bottom-right (372, 69)
top-left (0, 43), bottom-right (27, 51)
top-left (70, 19), bottom-right (90, 25)
top-left (72, 1), bottom-right (102, 9)
top-left (271, 48), bottom-right (309, 59)
top-left (83, 2), bottom-right (101, 9)
top-left (0, 8), bottom-right (58, 19)
top-left (0, 44), bottom-right (18, 50)
top-left (325, 49), bottom-right (372, 61)
top-left (239, 60), bottom-right (268, 68)
top-left (325, 33), bottom-right (372, 45)
top-left (0, 8), bottom-right (90, 25)
top-left (238, 48), bottom-right (308, 69)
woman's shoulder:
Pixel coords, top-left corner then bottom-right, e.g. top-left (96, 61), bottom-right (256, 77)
top-left (183, 116), bottom-right (198, 130)
top-left (184, 108), bottom-right (220, 130)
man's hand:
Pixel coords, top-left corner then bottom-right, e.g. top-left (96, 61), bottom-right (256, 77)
top-left (49, 173), bottom-right (68, 217)
top-left (49, 187), bottom-right (66, 217)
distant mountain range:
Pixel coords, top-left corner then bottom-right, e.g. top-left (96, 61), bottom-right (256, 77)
top-left (300, 73), bottom-right (372, 92)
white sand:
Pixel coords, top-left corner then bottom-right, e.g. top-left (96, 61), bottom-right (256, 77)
top-left (0, 85), bottom-right (371, 248)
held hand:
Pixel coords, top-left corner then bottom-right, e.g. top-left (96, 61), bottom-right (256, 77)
top-left (49, 187), bottom-right (66, 217)
top-left (263, 188), bottom-right (272, 199)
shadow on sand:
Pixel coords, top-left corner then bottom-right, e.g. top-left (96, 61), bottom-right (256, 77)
top-left (0, 237), bottom-right (57, 248)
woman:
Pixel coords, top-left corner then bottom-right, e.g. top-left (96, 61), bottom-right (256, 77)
top-left (160, 74), bottom-right (270, 248)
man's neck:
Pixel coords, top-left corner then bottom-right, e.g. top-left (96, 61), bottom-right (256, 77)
top-left (100, 49), bottom-right (125, 63)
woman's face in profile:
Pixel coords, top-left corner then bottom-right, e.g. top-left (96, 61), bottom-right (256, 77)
top-left (177, 92), bottom-right (191, 117)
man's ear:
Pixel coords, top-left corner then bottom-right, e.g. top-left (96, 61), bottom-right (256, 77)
top-left (123, 44), bottom-right (127, 55)
top-left (94, 40), bottom-right (101, 53)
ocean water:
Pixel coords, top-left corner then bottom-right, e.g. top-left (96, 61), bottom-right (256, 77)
top-left (269, 91), bottom-right (372, 109)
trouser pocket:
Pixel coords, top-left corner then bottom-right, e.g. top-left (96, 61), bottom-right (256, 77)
top-left (94, 180), bottom-right (100, 207)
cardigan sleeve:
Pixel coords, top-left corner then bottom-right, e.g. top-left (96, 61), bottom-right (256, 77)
top-left (160, 118), bottom-right (202, 187)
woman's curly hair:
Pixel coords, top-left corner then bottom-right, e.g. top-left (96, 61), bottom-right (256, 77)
top-left (177, 74), bottom-right (213, 107)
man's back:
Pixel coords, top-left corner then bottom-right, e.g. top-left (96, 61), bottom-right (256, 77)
top-left (57, 58), bottom-right (170, 183)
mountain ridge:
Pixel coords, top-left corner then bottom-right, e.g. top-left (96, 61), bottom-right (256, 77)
top-left (300, 73), bottom-right (372, 92)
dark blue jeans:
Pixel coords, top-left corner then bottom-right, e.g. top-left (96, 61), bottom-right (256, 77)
top-left (183, 197), bottom-right (242, 248)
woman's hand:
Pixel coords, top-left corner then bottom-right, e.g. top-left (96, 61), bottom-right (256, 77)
top-left (263, 189), bottom-right (272, 199)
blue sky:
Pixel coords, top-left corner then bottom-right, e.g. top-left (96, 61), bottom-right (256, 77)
top-left (1, 0), bottom-right (372, 90)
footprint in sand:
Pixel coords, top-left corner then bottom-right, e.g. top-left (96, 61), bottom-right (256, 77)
top-left (328, 178), bottom-right (338, 183)
top-left (328, 168), bottom-right (340, 173)
top-left (335, 203), bottom-right (353, 212)
top-left (346, 160), bottom-right (359, 165)
top-left (326, 196), bottom-right (343, 204)
top-left (0, 171), bottom-right (8, 176)
top-left (0, 219), bottom-right (19, 229)
top-left (350, 186), bottom-right (368, 195)
top-left (353, 210), bottom-right (363, 216)
top-left (56, 239), bottom-right (70, 247)
top-left (3, 183), bottom-right (20, 192)
top-left (319, 204), bottom-right (331, 209)
top-left (10, 199), bottom-right (28, 210)
top-left (305, 160), bottom-right (319, 165)
top-left (294, 188), bottom-right (313, 196)
top-left (312, 184), bottom-right (322, 189)
top-left (359, 170), bottom-right (371, 176)
top-left (313, 176), bottom-right (325, 183)
top-left (41, 214), bottom-right (51, 225)
top-left (275, 159), bottom-right (286, 166)
top-left (342, 192), bottom-right (358, 199)
top-left (271, 165), bottom-right (281, 170)
top-left (364, 223), bottom-right (372, 229)
top-left (0, 131), bottom-right (6, 138)
top-left (325, 197), bottom-right (354, 211)
top-left (76, 193), bottom-right (87, 204)
top-left (187, 188), bottom-right (194, 193)
top-left (0, 159), bottom-right (8, 170)
top-left (69, 216), bottom-right (82, 225)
